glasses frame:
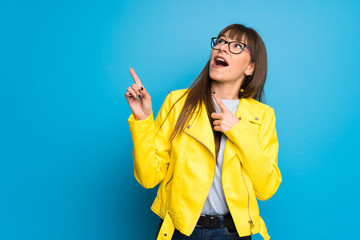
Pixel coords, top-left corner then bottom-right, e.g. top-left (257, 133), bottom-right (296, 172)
top-left (211, 37), bottom-right (252, 55)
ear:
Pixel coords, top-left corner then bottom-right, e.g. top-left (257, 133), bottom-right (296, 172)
top-left (244, 62), bottom-right (255, 76)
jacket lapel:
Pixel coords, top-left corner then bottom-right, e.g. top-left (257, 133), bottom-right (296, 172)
top-left (183, 102), bottom-right (216, 158)
top-left (182, 97), bottom-right (255, 161)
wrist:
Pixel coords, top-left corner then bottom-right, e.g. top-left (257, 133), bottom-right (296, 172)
top-left (135, 112), bottom-right (152, 121)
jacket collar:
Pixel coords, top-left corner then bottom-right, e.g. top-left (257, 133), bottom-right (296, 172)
top-left (183, 97), bottom-right (254, 159)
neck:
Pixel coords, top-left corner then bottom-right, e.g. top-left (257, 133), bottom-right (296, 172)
top-left (210, 81), bottom-right (241, 100)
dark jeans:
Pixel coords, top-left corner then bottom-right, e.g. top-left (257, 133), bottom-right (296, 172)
top-left (155, 220), bottom-right (251, 240)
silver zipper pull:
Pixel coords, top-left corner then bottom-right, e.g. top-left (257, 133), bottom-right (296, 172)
top-left (249, 220), bottom-right (254, 228)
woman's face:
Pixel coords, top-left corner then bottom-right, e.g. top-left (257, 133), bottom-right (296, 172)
top-left (209, 31), bottom-right (254, 86)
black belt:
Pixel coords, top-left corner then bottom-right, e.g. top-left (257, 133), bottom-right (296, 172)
top-left (196, 213), bottom-right (236, 229)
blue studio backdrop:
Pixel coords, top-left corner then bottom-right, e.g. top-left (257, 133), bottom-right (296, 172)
top-left (1, 0), bottom-right (360, 239)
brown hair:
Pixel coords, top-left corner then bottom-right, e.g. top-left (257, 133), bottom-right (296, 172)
top-left (167, 24), bottom-right (268, 143)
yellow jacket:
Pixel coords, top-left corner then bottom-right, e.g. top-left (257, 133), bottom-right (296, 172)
top-left (128, 89), bottom-right (282, 240)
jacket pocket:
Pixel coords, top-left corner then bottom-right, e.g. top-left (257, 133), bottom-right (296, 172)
top-left (159, 162), bottom-right (180, 215)
top-left (248, 117), bottom-right (262, 125)
top-left (247, 117), bottom-right (262, 131)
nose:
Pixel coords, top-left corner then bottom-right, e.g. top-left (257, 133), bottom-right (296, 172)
top-left (219, 43), bottom-right (228, 53)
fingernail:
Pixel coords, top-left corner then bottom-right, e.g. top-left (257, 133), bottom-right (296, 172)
top-left (141, 87), bottom-right (143, 91)
top-left (212, 90), bottom-right (215, 94)
top-left (138, 94), bottom-right (142, 99)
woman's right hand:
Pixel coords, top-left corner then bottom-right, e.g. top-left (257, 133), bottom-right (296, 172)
top-left (125, 68), bottom-right (152, 120)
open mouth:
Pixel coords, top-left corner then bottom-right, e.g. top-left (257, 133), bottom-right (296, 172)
top-left (214, 57), bottom-right (228, 67)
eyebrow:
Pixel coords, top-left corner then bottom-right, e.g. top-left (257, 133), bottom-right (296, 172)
top-left (218, 35), bottom-right (246, 43)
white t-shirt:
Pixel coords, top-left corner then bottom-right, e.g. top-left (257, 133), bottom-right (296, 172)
top-left (201, 97), bottom-right (240, 215)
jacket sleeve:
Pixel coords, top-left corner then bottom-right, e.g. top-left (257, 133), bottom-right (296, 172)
top-left (224, 107), bottom-right (282, 200)
top-left (127, 92), bottom-right (174, 189)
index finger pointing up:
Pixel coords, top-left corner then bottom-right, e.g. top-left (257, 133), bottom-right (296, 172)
top-left (212, 91), bottom-right (229, 113)
top-left (129, 68), bottom-right (143, 86)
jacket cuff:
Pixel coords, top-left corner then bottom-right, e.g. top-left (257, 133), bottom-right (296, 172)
top-left (128, 112), bottom-right (154, 128)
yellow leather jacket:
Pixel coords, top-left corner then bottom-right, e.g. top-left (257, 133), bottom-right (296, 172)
top-left (128, 89), bottom-right (282, 240)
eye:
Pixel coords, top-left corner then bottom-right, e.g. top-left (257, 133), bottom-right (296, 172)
top-left (218, 38), bottom-right (226, 44)
top-left (234, 43), bottom-right (244, 49)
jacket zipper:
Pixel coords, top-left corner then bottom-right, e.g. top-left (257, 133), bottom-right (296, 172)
top-left (165, 173), bottom-right (173, 187)
top-left (184, 129), bottom-right (254, 235)
top-left (183, 130), bottom-right (216, 231)
top-left (240, 162), bottom-right (254, 235)
top-left (183, 130), bottom-right (215, 158)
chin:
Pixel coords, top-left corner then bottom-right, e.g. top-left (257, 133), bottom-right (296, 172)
top-left (209, 72), bottom-right (225, 82)
top-left (209, 69), bottom-right (219, 79)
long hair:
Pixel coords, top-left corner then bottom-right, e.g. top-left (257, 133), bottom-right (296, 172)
top-left (168, 24), bottom-right (268, 141)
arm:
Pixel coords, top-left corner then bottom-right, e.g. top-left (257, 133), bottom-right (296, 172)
top-left (128, 92), bottom-right (174, 189)
top-left (224, 107), bottom-right (282, 200)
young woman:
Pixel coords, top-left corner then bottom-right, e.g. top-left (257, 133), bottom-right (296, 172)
top-left (125, 24), bottom-right (282, 240)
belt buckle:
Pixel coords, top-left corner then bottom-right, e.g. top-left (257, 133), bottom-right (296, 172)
top-left (196, 214), bottom-right (221, 228)
top-left (196, 215), bottom-right (206, 227)
top-left (209, 216), bottom-right (216, 228)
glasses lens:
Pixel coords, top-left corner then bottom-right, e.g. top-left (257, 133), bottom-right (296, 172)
top-left (211, 37), bottom-right (227, 49)
top-left (211, 38), bottom-right (218, 48)
top-left (230, 42), bottom-right (245, 54)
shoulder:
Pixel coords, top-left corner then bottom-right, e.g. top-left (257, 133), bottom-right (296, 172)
top-left (168, 89), bottom-right (188, 99)
top-left (241, 97), bottom-right (276, 123)
top-left (163, 89), bottom-right (189, 106)
top-left (244, 97), bottom-right (274, 111)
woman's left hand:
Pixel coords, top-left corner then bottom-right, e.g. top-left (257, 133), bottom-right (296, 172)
top-left (211, 92), bottom-right (240, 132)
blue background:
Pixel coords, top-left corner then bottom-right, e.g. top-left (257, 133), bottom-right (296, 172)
top-left (1, 0), bottom-right (360, 239)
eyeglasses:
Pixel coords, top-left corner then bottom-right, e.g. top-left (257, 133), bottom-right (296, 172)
top-left (211, 37), bottom-right (252, 55)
